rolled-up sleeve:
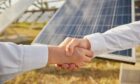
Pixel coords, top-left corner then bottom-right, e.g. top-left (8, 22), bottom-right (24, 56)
top-left (84, 21), bottom-right (140, 55)
top-left (0, 42), bottom-right (48, 82)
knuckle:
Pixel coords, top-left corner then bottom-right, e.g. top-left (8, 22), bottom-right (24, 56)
top-left (67, 37), bottom-right (71, 39)
top-left (73, 38), bottom-right (76, 41)
top-left (80, 56), bottom-right (85, 61)
top-left (66, 37), bottom-right (72, 41)
top-left (90, 51), bottom-right (94, 57)
top-left (72, 38), bottom-right (77, 42)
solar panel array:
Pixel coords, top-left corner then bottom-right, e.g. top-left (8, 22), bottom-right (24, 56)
top-left (18, 12), bottom-right (33, 22)
top-left (34, 0), bottom-right (132, 57)
top-left (37, 12), bottom-right (49, 23)
top-left (18, 11), bottom-right (54, 23)
top-left (26, 12), bottom-right (42, 22)
top-left (0, 0), bottom-right (37, 32)
top-left (37, 12), bottom-right (54, 23)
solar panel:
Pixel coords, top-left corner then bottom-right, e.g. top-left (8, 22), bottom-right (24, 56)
top-left (34, 0), bottom-right (135, 63)
top-left (0, 0), bottom-right (37, 32)
top-left (18, 12), bottom-right (33, 22)
top-left (37, 12), bottom-right (50, 23)
top-left (26, 12), bottom-right (42, 23)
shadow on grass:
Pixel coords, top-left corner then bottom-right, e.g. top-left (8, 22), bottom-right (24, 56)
top-left (35, 65), bottom-right (119, 79)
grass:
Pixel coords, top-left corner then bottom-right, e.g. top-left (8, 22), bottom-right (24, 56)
top-left (5, 59), bottom-right (120, 84)
top-left (1, 22), bottom-right (130, 84)
top-left (136, 46), bottom-right (140, 52)
top-left (0, 22), bottom-right (46, 44)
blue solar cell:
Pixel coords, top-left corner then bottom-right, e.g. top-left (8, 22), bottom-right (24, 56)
top-left (34, 0), bottom-right (134, 62)
top-left (112, 49), bottom-right (132, 56)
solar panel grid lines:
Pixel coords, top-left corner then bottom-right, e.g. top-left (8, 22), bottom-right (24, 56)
top-left (91, 0), bottom-right (105, 33)
top-left (69, 0), bottom-right (85, 35)
top-left (36, 1), bottom-right (68, 44)
top-left (74, 0), bottom-right (99, 37)
top-left (34, 0), bottom-right (132, 45)
top-left (110, 0), bottom-right (118, 28)
top-left (110, 0), bottom-right (132, 56)
top-left (34, 0), bottom-right (135, 63)
top-left (69, 1), bottom-right (98, 34)
top-left (54, 0), bottom-right (85, 36)
top-left (114, 0), bottom-right (131, 26)
top-left (51, 0), bottom-right (83, 43)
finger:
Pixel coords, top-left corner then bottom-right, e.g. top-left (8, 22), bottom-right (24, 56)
top-left (82, 49), bottom-right (94, 58)
top-left (81, 54), bottom-right (92, 63)
top-left (76, 48), bottom-right (92, 62)
top-left (56, 64), bottom-right (62, 70)
top-left (59, 37), bottom-right (72, 47)
top-left (67, 63), bottom-right (78, 71)
top-left (83, 55), bottom-right (92, 62)
top-left (57, 64), bottom-right (69, 70)
top-left (66, 38), bottom-right (80, 56)
top-left (61, 64), bottom-right (70, 70)
top-left (77, 62), bottom-right (86, 67)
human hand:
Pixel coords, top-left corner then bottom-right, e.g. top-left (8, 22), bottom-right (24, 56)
top-left (65, 37), bottom-right (91, 56)
top-left (48, 45), bottom-right (92, 66)
top-left (57, 37), bottom-right (93, 70)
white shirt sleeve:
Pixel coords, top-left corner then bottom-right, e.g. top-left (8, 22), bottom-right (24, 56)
top-left (0, 42), bottom-right (48, 83)
top-left (84, 21), bottom-right (140, 55)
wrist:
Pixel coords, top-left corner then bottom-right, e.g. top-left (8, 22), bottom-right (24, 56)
top-left (48, 45), bottom-right (59, 64)
top-left (48, 46), bottom-right (66, 64)
top-left (83, 38), bottom-right (91, 49)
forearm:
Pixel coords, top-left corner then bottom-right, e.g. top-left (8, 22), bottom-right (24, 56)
top-left (48, 45), bottom-right (70, 64)
top-left (48, 46), bottom-right (64, 64)
top-left (85, 21), bottom-right (140, 55)
top-left (0, 42), bottom-right (48, 82)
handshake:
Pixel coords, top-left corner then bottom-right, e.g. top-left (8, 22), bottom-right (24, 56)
top-left (48, 37), bottom-right (94, 70)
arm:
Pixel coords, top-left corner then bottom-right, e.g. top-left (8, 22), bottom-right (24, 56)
top-left (59, 21), bottom-right (140, 70)
top-left (0, 42), bottom-right (92, 82)
top-left (48, 45), bottom-right (92, 64)
top-left (85, 21), bottom-right (140, 55)
top-left (0, 42), bottom-right (48, 82)
top-left (65, 21), bottom-right (140, 56)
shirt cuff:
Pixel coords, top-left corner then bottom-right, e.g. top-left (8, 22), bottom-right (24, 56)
top-left (84, 33), bottom-right (107, 55)
top-left (21, 44), bottom-right (48, 72)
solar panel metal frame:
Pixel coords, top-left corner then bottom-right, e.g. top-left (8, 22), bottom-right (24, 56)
top-left (0, 0), bottom-right (37, 33)
top-left (18, 12), bottom-right (33, 22)
top-left (26, 12), bottom-right (42, 23)
top-left (33, 0), bottom-right (136, 63)
top-left (37, 12), bottom-right (50, 23)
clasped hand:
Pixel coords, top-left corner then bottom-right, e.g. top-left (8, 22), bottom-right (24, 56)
top-left (47, 37), bottom-right (93, 70)
top-left (58, 37), bottom-right (93, 70)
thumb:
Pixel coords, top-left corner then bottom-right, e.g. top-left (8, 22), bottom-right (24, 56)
top-left (77, 48), bottom-right (92, 62)
top-left (66, 39), bottom-right (80, 56)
